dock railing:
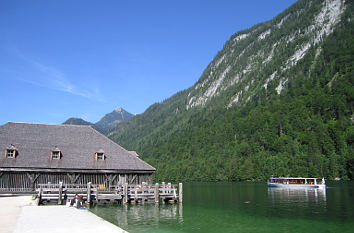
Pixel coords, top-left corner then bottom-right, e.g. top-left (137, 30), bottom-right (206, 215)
top-left (36, 182), bottom-right (182, 205)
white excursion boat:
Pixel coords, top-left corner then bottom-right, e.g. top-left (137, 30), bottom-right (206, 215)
top-left (267, 177), bottom-right (326, 189)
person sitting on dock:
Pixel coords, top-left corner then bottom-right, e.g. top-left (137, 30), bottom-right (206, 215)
top-left (77, 195), bottom-right (84, 208)
top-left (70, 193), bottom-right (79, 207)
top-left (76, 195), bottom-right (87, 209)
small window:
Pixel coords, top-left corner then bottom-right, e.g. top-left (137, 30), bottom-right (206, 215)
top-left (97, 153), bottom-right (104, 160)
top-left (51, 147), bottom-right (61, 160)
top-left (5, 144), bottom-right (17, 159)
top-left (6, 149), bottom-right (16, 158)
top-left (52, 151), bottom-right (60, 160)
top-left (95, 149), bottom-right (105, 160)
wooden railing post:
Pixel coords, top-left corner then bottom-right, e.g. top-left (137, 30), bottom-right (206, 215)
top-left (58, 182), bottom-right (63, 205)
top-left (123, 183), bottom-right (128, 204)
top-left (168, 183), bottom-right (171, 194)
top-left (173, 187), bottom-right (177, 200)
top-left (134, 186), bottom-right (138, 203)
top-left (154, 183), bottom-right (159, 203)
top-left (87, 182), bottom-right (91, 204)
top-left (94, 185), bottom-right (98, 204)
top-left (179, 183), bottom-right (183, 203)
top-left (37, 186), bottom-right (42, 205)
top-left (162, 182), bottom-right (166, 194)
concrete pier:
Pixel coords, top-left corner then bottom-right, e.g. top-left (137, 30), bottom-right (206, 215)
top-left (0, 195), bottom-right (127, 233)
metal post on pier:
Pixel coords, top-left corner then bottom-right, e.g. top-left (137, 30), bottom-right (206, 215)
top-left (179, 183), bottom-right (183, 203)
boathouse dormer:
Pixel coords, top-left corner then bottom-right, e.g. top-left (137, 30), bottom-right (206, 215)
top-left (51, 146), bottom-right (61, 160)
top-left (5, 144), bottom-right (17, 159)
top-left (95, 149), bottom-right (105, 160)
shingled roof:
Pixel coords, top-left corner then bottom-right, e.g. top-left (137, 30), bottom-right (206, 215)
top-left (0, 122), bottom-right (155, 172)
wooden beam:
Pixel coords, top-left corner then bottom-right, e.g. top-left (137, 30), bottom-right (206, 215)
top-left (26, 172), bottom-right (40, 183)
top-left (73, 174), bottom-right (80, 183)
top-left (33, 174), bottom-right (40, 182)
top-left (66, 173), bottom-right (75, 183)
top-left (66, 173), bottom-right (81, 183)
top-left (108, 174), bottom-right (117, 188)
top-left (130, 174), bottom-right (137, 184)
top-left (26, 172), bottom-right (34, 182)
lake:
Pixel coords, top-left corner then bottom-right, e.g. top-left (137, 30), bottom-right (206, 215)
top-left (90, 181), bottom-right (354, 233)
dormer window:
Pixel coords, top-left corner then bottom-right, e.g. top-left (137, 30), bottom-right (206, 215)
top-left (95, 149), bottom-right (105, 160)
top-left (51, 147), bottom-right (61, 160)
top-left (97, 153), bottom-right (104, 160)
top-left (5, 145), bottom-right (17, 159)
top-left (6, 149), bottom-right (15, 158)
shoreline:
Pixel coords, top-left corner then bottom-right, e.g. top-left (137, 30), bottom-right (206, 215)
top-left (0, 195), bottom-right (128, 233)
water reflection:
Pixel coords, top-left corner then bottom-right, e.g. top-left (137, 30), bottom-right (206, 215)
top-left (111, 203), bottom-right (183, 229)
top-left (268, 187), bottom-right (327, 203)
top-left (91, 182), bottom-right (354, 233)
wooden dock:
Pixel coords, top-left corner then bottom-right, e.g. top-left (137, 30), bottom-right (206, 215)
top-left (36, 182), bottom-right (182, 205)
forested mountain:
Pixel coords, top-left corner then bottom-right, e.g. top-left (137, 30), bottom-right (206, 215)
top-left (109, 0), bottom-right (354, 181)
top-left (63, 118), bottom-right (93, 126)
top-left (63, 107), bottom-right (133, 134)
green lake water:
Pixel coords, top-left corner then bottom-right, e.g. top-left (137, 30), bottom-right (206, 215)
top-left (90, 181), bottom-right (354, 233)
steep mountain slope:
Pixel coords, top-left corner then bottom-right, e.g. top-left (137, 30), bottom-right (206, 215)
top-left (63, 107), bottom-right (133, 134)
top-left (187, 0), bottom-right (346, 110)
top-left (110, 0), bottom-right (353, 181)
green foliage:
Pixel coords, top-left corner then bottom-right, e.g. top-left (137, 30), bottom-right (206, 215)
top-left (63, 118), bottom-right (93, 126)
top-left (109, 0), bottom-right (354, 182)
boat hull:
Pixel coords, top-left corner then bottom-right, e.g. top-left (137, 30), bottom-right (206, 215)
top-left (267, 182), bottom-right (326, 189)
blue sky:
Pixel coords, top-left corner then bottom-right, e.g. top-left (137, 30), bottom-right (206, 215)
top-left (0, 0), bottom-right (297, 125)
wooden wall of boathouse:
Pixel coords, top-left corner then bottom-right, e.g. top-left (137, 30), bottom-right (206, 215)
top-left (0, 171), bottom-right (153, 192)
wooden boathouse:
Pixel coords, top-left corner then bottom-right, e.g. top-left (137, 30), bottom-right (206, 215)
top-left (0, 122), bottom-right (156, 192)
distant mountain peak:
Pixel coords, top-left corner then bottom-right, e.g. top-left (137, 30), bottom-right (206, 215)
top-left (114, 106), bottom-right (123, 112)
top-left (95, 107), bottom-right (134, 133)
top-left (63, 107), bottom-right (133, 134)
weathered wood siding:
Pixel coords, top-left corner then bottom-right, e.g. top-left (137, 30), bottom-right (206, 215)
top-left (0, 171), bottom-right (153, 192)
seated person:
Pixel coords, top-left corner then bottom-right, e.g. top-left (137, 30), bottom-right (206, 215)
top-left (76, 195), bottom-right (85, 209)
